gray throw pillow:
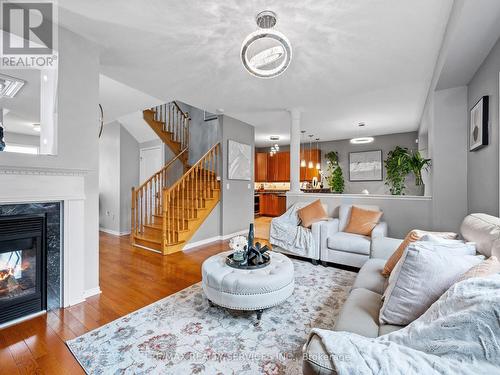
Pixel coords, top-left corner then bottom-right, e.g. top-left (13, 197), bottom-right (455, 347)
top-left (380, 242), bottom-right (482, 325)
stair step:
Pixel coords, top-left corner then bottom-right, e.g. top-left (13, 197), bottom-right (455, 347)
top-left (144, 223), bottom-right (189, 233)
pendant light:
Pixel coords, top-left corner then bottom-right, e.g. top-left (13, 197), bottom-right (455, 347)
top-left (315, 138), bottom-right (321, 169)
top-left (350, 122), bottom-right (374, 144)
top-left (308, 134), bottom-right (314, 169)
top-left (300, 130), bottom-right (306, 167)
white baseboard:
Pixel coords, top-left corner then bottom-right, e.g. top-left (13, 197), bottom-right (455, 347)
top-left (183, 230), bottom-right (247, 251)
top-left (99, 227), bottom-right (131, 236)
top-left (83, 287), bottom-right (102, 299)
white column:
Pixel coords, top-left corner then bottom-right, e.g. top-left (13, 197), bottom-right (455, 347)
top-left (289, 109), bottom-right (301, 193)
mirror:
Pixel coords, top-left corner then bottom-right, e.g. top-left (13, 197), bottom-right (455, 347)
top-left (0, 68), bottom-right (57, 155)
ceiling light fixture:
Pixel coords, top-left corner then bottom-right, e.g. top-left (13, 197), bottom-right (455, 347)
top-left (350, 137), bottom-right (374, 144)
top-left (350, 122), bottom-right (374, 144)
top-left (269, 135), bottom-right (280, 156)
top-left (241, 10), bottom-right (292, 79)
top-left (0, 73), bottom-right (25, 98)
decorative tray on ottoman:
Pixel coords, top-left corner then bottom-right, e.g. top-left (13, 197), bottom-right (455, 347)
top-left (226, 252), bottom-right (271, 270)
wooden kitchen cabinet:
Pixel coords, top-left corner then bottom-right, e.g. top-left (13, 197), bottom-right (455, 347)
top-left (267, 154), bottom-right (278, 182)
top-left (255, 152), bottom-right (268, 182)
top-left (276, 151), bottom-right (290, 182)
top-left (256, 149), bottom-right (320, 183)
top-left (259, 193), bottom-right (286, 217)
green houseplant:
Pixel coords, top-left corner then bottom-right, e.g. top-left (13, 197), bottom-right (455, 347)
top-left (325, 151), bottom-right (344, 193)
top-left (385, 147), bottom-right (432, 195)
top-left (384, 146), bottom-right (411, 195)
top-left (408, 150), bottom-right (431, 187)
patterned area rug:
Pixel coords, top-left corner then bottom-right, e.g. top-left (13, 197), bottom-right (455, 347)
top-left (67, 259), bottom-right (356, 374)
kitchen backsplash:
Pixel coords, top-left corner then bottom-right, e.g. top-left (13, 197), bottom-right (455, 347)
top-left (255, 182), bottom-right (290, 191)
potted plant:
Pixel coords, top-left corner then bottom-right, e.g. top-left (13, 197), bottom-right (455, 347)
top-left (384, 146), bottom-right (411, 195)
top-left (325, 151), bottom-right (344, 193)
top-left (408, 150), bottom-right (431, 196)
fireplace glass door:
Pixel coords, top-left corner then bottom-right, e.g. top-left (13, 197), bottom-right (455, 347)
top-left (0, 215), bottom-right (46, 325)
top-left (0, 239), bottom-right (38, 302)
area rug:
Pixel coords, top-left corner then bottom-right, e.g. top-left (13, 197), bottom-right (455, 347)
top-left (67, 259), bottom-right (356, 374)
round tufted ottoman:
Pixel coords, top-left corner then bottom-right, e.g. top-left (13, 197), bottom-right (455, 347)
top-left (202, 251), bottom-right (294, 320)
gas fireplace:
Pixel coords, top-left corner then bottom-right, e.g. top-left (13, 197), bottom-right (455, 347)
top-left (0, 214), bottom-right (46, 325)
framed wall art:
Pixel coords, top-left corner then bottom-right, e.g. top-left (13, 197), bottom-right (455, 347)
top-left (349, 150), bottom-right (383, 181)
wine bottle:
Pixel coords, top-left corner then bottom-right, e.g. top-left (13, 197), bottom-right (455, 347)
top-left (247, 223), bottom-right (254, 251)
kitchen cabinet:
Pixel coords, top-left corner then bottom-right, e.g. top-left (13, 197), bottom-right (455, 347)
top-left (259, 193), bottom-right (287, 217)
top-left (255, 152), bottom-right (268, 182)
top-left (267, 153), bottom-right (278, 182)
top-left (255, 149), bottom-right (320, 182)
top-left (276, 151), bottom-right (290, 182)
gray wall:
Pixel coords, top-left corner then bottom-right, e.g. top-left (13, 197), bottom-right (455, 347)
top-left (0, 27), bottom-right (101, 292)
top-left (99, 122), bottom-right (140, 234)
top-left (120, 126), bottom-right (140, 233)
top-left (432, 86), bottom-right (468, 231)
top-left (3, 131), bottom-right (40, 147)
top-left (467, 36), bottom-right (500, 216)
top-left (318, 132), bottom-right (419, 195)
top-left (220, 115), bottom-right (255, 236)
top-left (187, 114), bottom-right (255, 244)
top-left (177, 101), bottom-right (220, 165)
top-left (99, 122), bottom-right (121, 232)
top-left (287, 193), bottom-right (432, 239)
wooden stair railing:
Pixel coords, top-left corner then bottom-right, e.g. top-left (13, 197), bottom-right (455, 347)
top-left (131, 143), bottom-right (221, 255)
top-left (131, 148), bottom-right (188, 244)
top-left (162, 143), bottom-right (220, 253)
top-left (143, 101), bottom-right (190, 166)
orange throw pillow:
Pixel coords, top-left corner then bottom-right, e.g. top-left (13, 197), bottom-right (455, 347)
top-left (344, 206), bottom-right (383, 237)
top-left (297, 199), bottom-right (328, 228)
top-left (381, 229), bottom-right (458, 277)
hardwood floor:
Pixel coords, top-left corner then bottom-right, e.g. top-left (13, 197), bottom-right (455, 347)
top-left (0, 232), bottom-right (226, 374)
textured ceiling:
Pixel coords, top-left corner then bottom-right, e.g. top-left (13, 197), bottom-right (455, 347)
top-left (57, 0), bottom-right (454, 146)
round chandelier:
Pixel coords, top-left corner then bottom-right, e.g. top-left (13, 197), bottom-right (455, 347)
top-left (241, 11), bottom-right (292, 79)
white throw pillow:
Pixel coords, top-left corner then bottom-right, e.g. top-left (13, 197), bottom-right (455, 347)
top-left (419, 233), bottom-right (477, 250)
top-left (386, 240), bottom-right (477, 286)
top-left (380, 242), bottom-right (482, 326)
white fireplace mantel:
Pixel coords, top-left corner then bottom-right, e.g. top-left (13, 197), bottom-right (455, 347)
top-left (0, 166), bottom-right (94, 307)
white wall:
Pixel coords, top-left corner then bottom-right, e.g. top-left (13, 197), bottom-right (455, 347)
top-left (0, 27), bottom-right (101, 292)
top-left (3, 131), bottom-right (40, 147)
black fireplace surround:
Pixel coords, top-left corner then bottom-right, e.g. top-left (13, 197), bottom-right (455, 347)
top-left (0, 214), bottom-right (47, 325)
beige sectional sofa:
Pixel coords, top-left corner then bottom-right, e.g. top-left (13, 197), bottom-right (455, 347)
top-left (303, 213), bottom-right (500, 375)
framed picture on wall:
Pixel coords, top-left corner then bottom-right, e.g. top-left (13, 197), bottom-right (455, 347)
top-left (349, 150), bottom-right (383, 181)
top-left (228, 139), bottom-right (251, 180)
top-left (469, 96), bottom-right (489, 151)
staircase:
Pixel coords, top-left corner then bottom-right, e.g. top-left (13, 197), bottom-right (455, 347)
top-left (143, 102), bottom-right (190, 167)
top-left (131, 102), bottom-right (221, 255)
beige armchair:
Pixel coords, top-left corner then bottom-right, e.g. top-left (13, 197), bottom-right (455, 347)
top-left (320, 204), bottom-right (387, 268)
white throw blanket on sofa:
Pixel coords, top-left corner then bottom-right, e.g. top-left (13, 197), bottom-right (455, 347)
top-left (308, 275), bottom-right (500, 375)
top-left (270, 202), bottom-right (316, 258)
